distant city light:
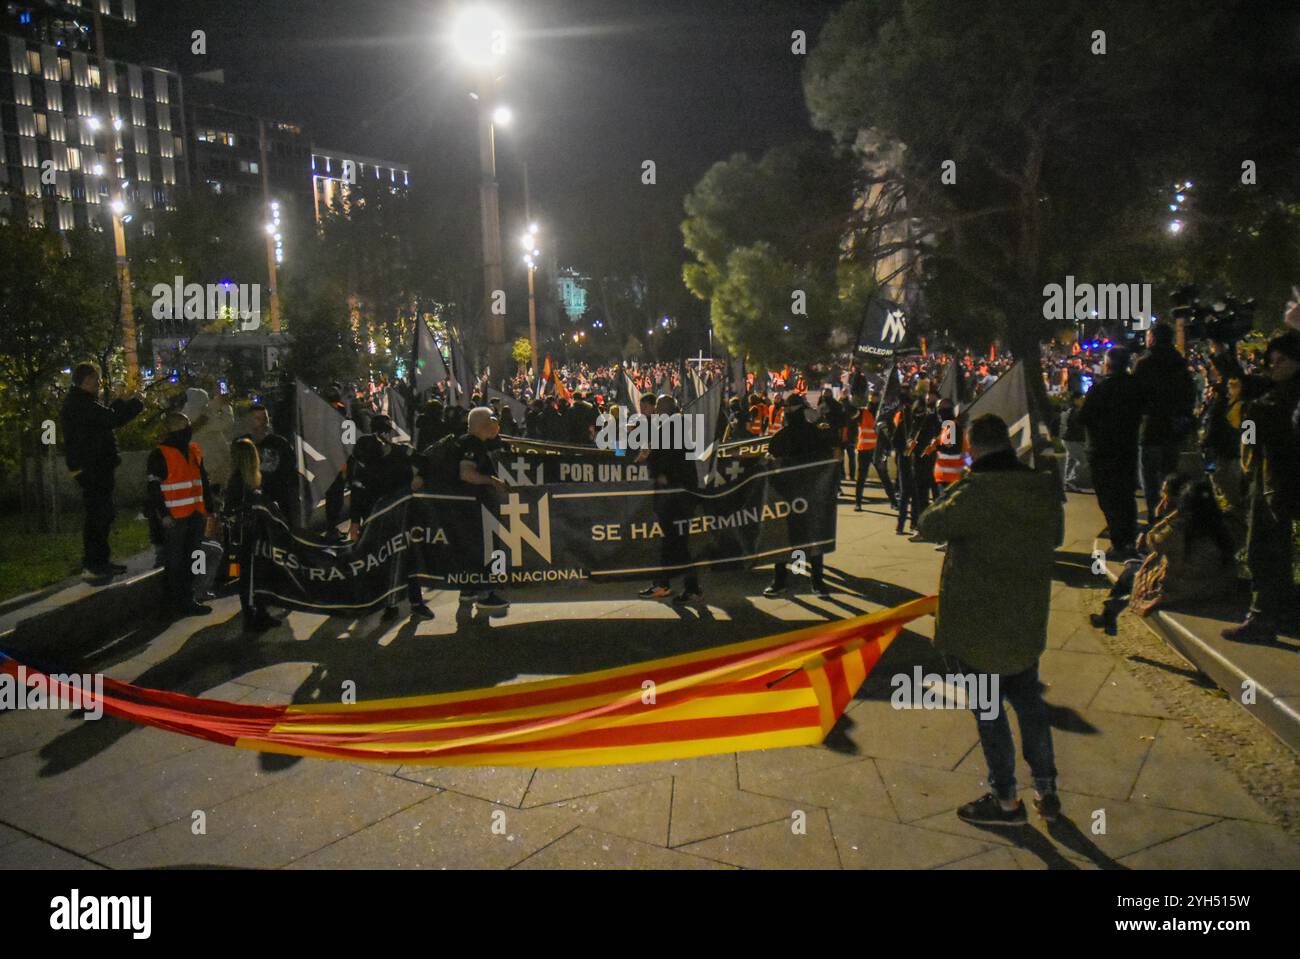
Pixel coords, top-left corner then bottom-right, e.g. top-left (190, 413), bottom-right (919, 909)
top-left (1175, 193), bottom-right (1185, 203)
top-left (1168, 219), bottom-right (1184, 234)
top-left (86, 116), bottom-right (101, 131)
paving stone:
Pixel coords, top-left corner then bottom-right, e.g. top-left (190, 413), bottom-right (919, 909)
top-left (830, 696), bottom-right (980, 770)
top-left (522, 753), bottom-right (735, 807)
top-left (1090, 665), bottom-right (1173, 719)
top-left (1, 742), bottom-right (314, 855)
top-left (515, 827), bottom-right (732, 870)
top-left (1129, 721), bottom-right (1275, 822)
top-left (396, 764), bottom-right (533, 806)
top-left (741, 757), bottom-right (895, 819)
top-left (668, 778), bottom-right (797, 847)
top-left (285, 790), bottom-right (576, 869)
top-left (1038, 649), bottom-right (1116, 712)
top-left (0, 821), bottom-right (26, 847)
top-left (736, 745), bottom-right (865, 792)
top-left (873, 758), bottom-right (990, 823)
top-left (96, 764), bottom-right (432, 869)
top-left (678, 807), bottom-right (842, 869)
top-left (829, 809), bottom-right (993, 869)
top-left (0, 836), bottom-right (105, 870)
top-left (541, 778), bottom-right (674, 847)
top-left (1120, 819), bottom-right (1300, 870)
top-left (1047, 789), bottom-right (1217, 861)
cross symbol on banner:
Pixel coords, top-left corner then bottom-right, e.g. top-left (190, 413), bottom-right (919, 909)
top-left (724, 460), bottom-right (744, 482)
top-left (510, 455), bottom-right (535, 486)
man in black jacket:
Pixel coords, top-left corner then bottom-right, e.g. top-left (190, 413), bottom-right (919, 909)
top-left (347, 415), bottom-right (433, 622)
top-left (60, 362), bottom-right (144, 579)
top-left (637, 395), bottom-right (703, 606)
top-left (1133, 323), bottom-right (1196, 524)
top-left (765, 392), bottom-right (835, 598)
top-left (1078, 347), bottom-right (1143, 559)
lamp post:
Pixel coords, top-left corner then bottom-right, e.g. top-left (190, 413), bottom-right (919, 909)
top-left (522, 224), bottom-right (540, 376)
top-left (259, 119), bottom-right (283, 333)
top-left (453, 6), bottom-right (510, 383)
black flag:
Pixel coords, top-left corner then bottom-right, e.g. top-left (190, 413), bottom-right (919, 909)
top-left (959, 361), bottom-right (1050, 464)
top-left (875, 360), bottom-right (901, 420)
top-left (294, 379), bottom-right (352, 526)
top-left (486, 386), bottom-right (526, 425)
top-left (685, 380), bottom-right (724, 486)
top-left (938, 358), bottom-right (967, 411)
top-left (412, 317), bottom-right (448, 394)
top-left (450, 333), bottom-right (472, 409)
top-left (856, 297), bottom-right (920, 356)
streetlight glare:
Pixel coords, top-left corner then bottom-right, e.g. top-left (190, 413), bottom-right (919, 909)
top-left (110, 200), bottom-right (126, 216)
top-left (528, 223), bottom-right (539, 235)
top-left (492, 105), bottom-right (512, 127)
top-left (452, 6), bottom-right (507, 67)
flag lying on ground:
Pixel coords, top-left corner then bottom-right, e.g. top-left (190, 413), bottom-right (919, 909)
top-left (0, 596), bottom-right (932, 767)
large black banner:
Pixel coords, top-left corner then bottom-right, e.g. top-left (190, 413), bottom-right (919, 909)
top-left (249, 460), bottom-right (839, 612)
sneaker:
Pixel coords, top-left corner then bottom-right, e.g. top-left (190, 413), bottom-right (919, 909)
top-left (762, 583), bottom-right (787, 598)
top-left (459, 590), bottom-right (485, 604)
top-left (106, 562), bottom-right (129, 574)
top-left (476, 592), bottom-right (510, 611)
top-left (1222, 614), bottom-right (1277, 644)
top-left (243, 610), bottom-right (281, 634)
top-left (175, 602), bottom-right (213, 618)
top-left (854, 505), bottom-right (863, 512)
top-left (381, 605), bottom-right (401, 622)
top-left (811, 583), bottom-right (832, 600)
top-left (672, 589), bottom-right (704, 606)
top-left (82, 566), bottom-right (113, 581)
top-left (934, 543), bottom-right (948, 552)
top-left (410, 603), bottom-right (435, 621)
top-left (956, 793), bottom-right (1027, 826)
top-left (895, 528), bottom-right (908, 536)
top-left (639, 585), bottom-right (672, 599)
top-left (1034, 792), bottom-right (1062, 823)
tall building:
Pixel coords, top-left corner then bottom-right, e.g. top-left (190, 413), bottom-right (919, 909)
top-left (0, 0), bottom-right (184, 230)
top-left (311, 146), bottom-right (410, 223)
top-left (555, 267), bottom-right (588, 322)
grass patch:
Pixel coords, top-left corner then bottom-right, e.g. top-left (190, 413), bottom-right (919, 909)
top-left (0, 511), bottom-right (152, 604)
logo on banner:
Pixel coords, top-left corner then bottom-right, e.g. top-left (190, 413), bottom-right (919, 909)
top-left (483, 493), bottom-right (553, 567)
top-left (882, 309), bottom-right (908, 344)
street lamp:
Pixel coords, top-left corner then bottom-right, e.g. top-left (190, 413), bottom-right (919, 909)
top-left (522, 224), bottom-right (541, 374)
top-left (493, 105), bottom-right (512, 127)
top-left (452, 4), bottom-right (510, 383)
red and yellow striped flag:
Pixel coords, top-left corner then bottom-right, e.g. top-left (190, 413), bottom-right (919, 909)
top-left (0, 597), bottom-right (934, 767)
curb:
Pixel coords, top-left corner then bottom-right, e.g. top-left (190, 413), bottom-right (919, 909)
top-left (1095, 543), bottom-right (1299, 755)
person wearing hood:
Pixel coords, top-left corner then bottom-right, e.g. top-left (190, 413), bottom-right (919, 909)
top-left (146, 411), bottom-right (215, 618)
top-left (917, 413), bottom-right (1066, 826)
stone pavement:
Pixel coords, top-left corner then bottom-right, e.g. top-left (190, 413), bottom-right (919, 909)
top-left (2, 481), bottom-right (1298, 870)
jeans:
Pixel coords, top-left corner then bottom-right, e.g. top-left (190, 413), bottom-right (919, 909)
top-left (1063, 440), bottom-right (1091, 489)
top-left (1140, 441), bottom-right (1183, 524)
top-left (947, 655), bottom-right (1058, 801)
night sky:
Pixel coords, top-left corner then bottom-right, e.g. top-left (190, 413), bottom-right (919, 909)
top-left (129, 0), bottom-right (844, 272)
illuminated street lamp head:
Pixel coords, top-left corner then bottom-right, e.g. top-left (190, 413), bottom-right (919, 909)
top-left (110, 199), bottom-right (126, 216)
top-left (528, 223), bottom-right (538, 235)
top-left (1168, 219), bottom-right (1184, 235)
top-left (452, 6), bottom-right (507, 67)
top-left (86, 116), bottom-right (101, 131)
top-left (492, 105), bottom-right (512, 127)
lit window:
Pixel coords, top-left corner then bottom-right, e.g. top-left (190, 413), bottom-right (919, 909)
top-left (35, 114), bottom-right (47, 137)
top-left (88, 64), bottom-right (101, 89)
top-left (27, 50), bottom-right (42, 75)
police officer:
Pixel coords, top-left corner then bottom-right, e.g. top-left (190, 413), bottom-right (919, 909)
top-left (347, 414), bottom-right (434, 622)
top-left (452, 407), bottom-right (512, 611)
top-left (146, 412), bottom-right (215, 617)
top-left (764, 392), bottom-right (834, 598)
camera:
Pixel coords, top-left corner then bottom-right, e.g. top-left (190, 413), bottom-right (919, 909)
top-left (1170, 284), bottom-right (1255, 344)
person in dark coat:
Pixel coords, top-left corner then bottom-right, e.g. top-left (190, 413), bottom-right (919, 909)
top-left (1132, 322), bottom-right (1196, 523)
top-left (1078, 347), bottom-right (1143, 559)
top-left (223, 437), bottom-right (283, 634)
top-left (638, 395), bottom-right (703, 605)
top-left (60, 362), bottom-right (144, 578)
top-left (346, 415), bottom-right (433, 622)
top-left (765, 392), bottom-right (835, 597)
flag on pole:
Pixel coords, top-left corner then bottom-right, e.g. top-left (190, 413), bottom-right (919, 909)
top-left (486, 386), bottom-right (526, 425)
top-left (412, 317), bottom-right (448, 395)
top-left (0, 597), bottom-right (935, 767)
top-left (685, 379), bottom-right (723, 485)
top-left (293, 379), bottom-right (352, 525)
top-left (938, 358), bottom-right (967, 413)
top-left (959, 360), bottom-right (1049, 464)
top-left (451, 335), bottom-right (472, 409)
top-left (622, 371), bottom-right (643, 411)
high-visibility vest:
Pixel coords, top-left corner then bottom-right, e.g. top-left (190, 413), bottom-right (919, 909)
top-left (934, 449), bottom-right (968, 485)
top-left (159, 443), bottom-right (206, 519)
top-left (856, 409), bottom-right (878, 452)
top-left (769, 404), bottom-right (784, 432)
top-left (746, 404), bottom-right (765, 435)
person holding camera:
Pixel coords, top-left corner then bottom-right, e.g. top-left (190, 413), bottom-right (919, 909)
top-left (1133, 322), bottom-right (1196, 525)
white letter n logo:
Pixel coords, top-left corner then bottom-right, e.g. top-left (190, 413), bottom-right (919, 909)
top-left (482, 493), bottom-right (552, 567)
